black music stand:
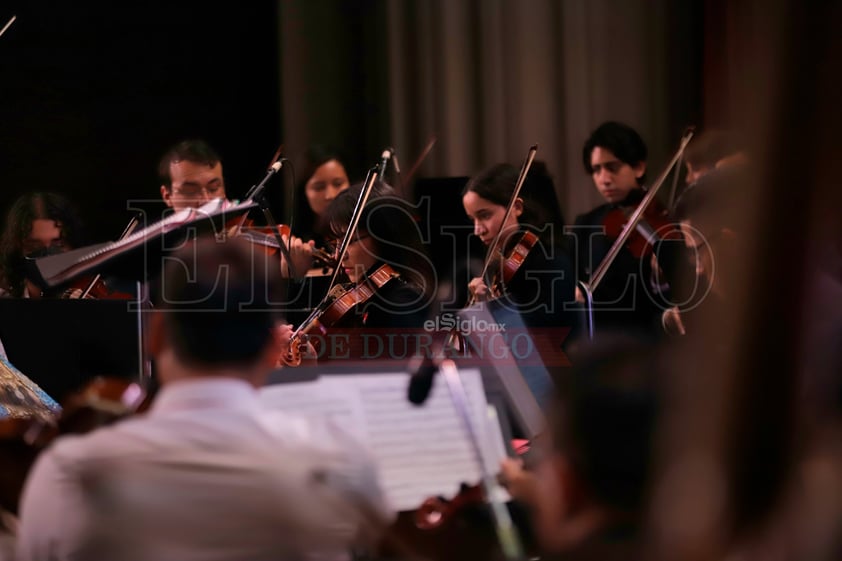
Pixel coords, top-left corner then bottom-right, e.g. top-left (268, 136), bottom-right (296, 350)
top-left (28, 198), bottom-right (257, 290)
top-left (412, 177), bottom-right (484, 311)
top-left (0, 298), bottom-right (143, 403)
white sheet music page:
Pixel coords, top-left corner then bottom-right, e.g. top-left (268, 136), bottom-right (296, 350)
top-left (258, 369), bottom-right (509, 511)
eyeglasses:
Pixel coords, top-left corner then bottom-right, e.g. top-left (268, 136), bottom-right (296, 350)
top-left (327, 232), bottom-right (371, 251)
top-left (171, 184), bottom-right (225, 197)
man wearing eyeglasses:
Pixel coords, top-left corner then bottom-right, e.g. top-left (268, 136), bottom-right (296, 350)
top-left (158, 139), bottom-right (228, 211)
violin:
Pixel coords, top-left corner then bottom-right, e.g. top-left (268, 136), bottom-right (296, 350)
top-left (226, 216), bottom-right (337, 274)
top-left (281, 263), bottom-right (400, 366)
top-left (388, 480), bottom-right (538, 561)
top-left (601, 198), bottom-right (682, 260)
top-left (0, 376), bottom-right (149, 514)
top-left (238, 226), bottom-right (337, 272)
top-left (487, 230), bottom-right (539, 298)
top-left (415, 482), bottom-right (487, 530)
top-left (61, 275), bottom-right (135, 300)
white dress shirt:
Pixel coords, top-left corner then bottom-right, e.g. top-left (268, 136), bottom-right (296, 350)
top-left (16, 377), bottom-right (392, 561)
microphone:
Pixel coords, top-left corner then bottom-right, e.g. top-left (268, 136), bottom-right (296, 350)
top-left (407, 353), bottom-right (439, 405)
top-left (377, 148), bottom-right (394, 180)
top-left (407, 325), bottom-right (458, 405)
top-left (244, 157), bottom-right (283, 202)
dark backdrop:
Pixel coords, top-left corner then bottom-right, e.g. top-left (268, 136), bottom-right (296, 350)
top-left (0, 1), bottom-right (283, 243)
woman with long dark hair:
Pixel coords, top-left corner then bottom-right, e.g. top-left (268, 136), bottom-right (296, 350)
top-left (280, 145), bottom-right (352, 278)
top-left (279, 182), bottom-right (435, 364)
top-left (0, 192), bottom-right (86, 298)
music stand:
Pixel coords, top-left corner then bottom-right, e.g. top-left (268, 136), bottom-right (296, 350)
top-left (454, 303), bottom-right (551, 440)
top-left (0, 298), bottom-right (144, 403)
top-left (28, 198), bottom-right (256, 290)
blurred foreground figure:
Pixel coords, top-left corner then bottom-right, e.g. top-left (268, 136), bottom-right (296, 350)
top-left (16, 235), bottom-right (392, 561)
top-left (500, 337), bottom-right (664, 560)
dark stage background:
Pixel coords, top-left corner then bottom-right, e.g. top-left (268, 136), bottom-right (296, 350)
top-left (0, 1), bottom-right (283, 243)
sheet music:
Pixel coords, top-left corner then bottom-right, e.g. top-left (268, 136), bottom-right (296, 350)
top-left (259, 369), bottom-right (510, 512)
top-left (79, 197), bottom-right (239, 261)
top-left (33, 198), bottom-right (256, 286)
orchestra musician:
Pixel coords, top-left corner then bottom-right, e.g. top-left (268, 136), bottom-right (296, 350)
top-left (570, 121), bottom-right (675, 341)
top-left (463, 162), bottom-right (577, 324)
top-left (279, 181), bottom-right (435, 364)
top-left (158, 138), bottom-right (228, 212)
top-left (290, 144), bottom-right (351, 247)
top-left (661, 160), bottom-right (748, 337)
top-left (16, 235), bottom-right (393, 561)
top-left (280, 144), bottom-right (352, 279)
top-left (0, 192), bottom-right (87, 299)
top-left (461, 162), bottom-right (580, 374)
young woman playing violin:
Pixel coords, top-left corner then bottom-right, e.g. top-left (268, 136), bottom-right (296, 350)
top-left (463, 163), bottom-right (578, 326)
top-left (462, 162), bottom-right (580, 370)
top-left (278, 181), bottom-right (435, 364)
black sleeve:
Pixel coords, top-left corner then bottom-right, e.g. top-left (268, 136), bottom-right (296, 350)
top-left (362, 282), bottom-right (430, 329)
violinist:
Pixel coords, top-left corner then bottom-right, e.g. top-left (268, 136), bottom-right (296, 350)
top-left (661, 162), bottom-right (748, 338)
top-left (0, 192), bottom-right (87, 299)
top-left (158, 138), bottom-right (229, 212)
top-left (280, 181), bottom-right (434, 364)
top-left (571, 121), bottom-right (674, 340)
top-left (682, 129), bottom-right (741, 186)
top-left (278, 144), bottom-right (352, 279)
top-left (462, 162), bottom-right (580, 356)
top-left (325, 181), bottom-right (434, 321)
top-left (16, 235), bottom-right (393, 561)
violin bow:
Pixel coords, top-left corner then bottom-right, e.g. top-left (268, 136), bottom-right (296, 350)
top-left (0, 15), bottom-right (16, 39)
top-left (78, 214), bottom-right (141, 299)
top-left (667, 124), bottom-right (696, 214)
top-left (395, 135), bottom-right (437, 200)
